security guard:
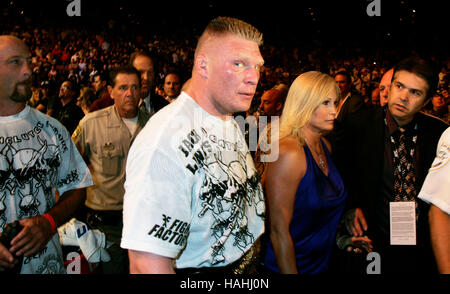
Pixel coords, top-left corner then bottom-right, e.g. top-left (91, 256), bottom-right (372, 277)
top-left (72, 65), bottom-right (150, 274)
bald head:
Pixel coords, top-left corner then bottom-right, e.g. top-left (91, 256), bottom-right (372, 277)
top-left (0, 35), bottom-right (32, 113)
top-left (379, 68), bottom-right (394, 107)
top-left (0, 35), bottom-right (30, 60)
top-left (259, 88), bottom-right (287, 117)
top-left (0, 35), bottom-right (27, 47)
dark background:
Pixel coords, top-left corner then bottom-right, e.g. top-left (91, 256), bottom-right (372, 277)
top-left (1, 0), bottom-right (448, 58)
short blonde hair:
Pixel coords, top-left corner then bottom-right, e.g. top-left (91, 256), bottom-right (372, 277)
top-left (194, 16), bottom-right (263, 59)
top-left (279, 71), bottom-right (340, 144)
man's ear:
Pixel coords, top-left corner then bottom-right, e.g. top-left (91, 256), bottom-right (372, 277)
top-left (196, 54), bottom-right (209, 80)
top-left (276, 102), bottom-right (283, 111)
top-left (107, 85), bottom-right (114, 99)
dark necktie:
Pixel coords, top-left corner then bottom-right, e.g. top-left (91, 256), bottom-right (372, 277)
top-left (140, 101), bottom-right (155, 116)
top-left (139, 101), bottom-right (147, 113)
top-left (393, 128), bottom-right (417, 202)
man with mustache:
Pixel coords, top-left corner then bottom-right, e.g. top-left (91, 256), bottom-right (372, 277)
top-left (332, 56), bottom-right (449, 274)
top-left (0, 42), bottom-right (32, 110)
top-left (72, 66), bottom-right (149, 274)
top-left (0, 35), bottom-right (93, 273)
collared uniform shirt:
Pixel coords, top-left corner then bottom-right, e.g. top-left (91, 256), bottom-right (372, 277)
top-left (72, 105), bottom-right (149, 210)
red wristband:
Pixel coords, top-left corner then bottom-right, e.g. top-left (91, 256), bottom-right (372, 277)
top-left (42, 213), bottom-right (56, 234)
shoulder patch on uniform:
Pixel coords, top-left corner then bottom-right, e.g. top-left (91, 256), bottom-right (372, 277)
top-left (71, 124), bottom-right (82, 140)
top-left (430, 141), bottom-right (450, 171)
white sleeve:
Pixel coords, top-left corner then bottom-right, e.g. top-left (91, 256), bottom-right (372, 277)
top-left (418, 128), bottom-right (450, 215)
top-left (121, 144), bottom-right (192, 258)
top-left (56, 133), bottom-right (93, 196)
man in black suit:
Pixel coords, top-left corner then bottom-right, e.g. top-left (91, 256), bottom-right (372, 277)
top-left (52, 80), bottom-right (84, 134)
top-left (334, 70), bottom-right (365, 122)
top-left (129, 51), bottom-right (168, 115)
top-left (332, 57), bottom-right (448, 274)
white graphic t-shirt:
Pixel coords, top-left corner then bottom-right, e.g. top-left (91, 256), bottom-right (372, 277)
top-left (121, 92), bottom-right (265, 269)
top-left (0, 106), bottom-right (93, 273)
top-left (418, 126), bottom-right (450, 214)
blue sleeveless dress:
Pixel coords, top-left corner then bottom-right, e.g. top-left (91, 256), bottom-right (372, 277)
top-left (264, 139), bottom-right (347, 273)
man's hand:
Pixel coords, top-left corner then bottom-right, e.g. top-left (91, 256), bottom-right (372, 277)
top-left (0, 242), bottom-right (18, 271)
top-left (344, 208), bottom-right (368, 236)
top-left (346, 235), bottom-right (373, 254)
top-left (9, 216), bottom-right (54, 258)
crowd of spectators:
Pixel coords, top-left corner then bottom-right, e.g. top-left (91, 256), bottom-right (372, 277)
top-left (1, 16), bottom-right (449, 126)
top-left (1, 6), bottom-right (449, 275)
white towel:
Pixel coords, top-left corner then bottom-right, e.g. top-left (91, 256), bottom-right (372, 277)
top-left (58, 218), bottom-right (111, 263)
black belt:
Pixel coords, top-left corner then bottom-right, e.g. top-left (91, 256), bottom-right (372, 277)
top-left (84, 207), bottom-right (123, 227)
top-left (176, 238), bottom-right (262, 274)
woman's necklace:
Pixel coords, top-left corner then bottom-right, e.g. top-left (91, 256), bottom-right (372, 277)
top-left (304, 138), bottom-right (327, 172)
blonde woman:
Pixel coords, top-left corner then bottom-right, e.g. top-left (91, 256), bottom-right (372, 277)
top-left (263, 71), bottom-right (347, 274)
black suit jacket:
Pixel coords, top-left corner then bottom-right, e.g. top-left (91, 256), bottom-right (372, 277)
top-left (53, 99), bottom-right (85, 135)
top-left (139, 94), bottom-right (169, 116)
top-left (336, 92), bottom-right (365, 123)
top-left (330, 106), bottom-right (448, 272)
top-left (152, 94), bottom-right (169, 113)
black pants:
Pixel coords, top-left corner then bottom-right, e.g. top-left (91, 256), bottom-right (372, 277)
top-left (76, 206), bottom-right (129, 274)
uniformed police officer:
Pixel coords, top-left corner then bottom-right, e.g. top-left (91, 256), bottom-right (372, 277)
top-left (72, 65), bottom-right (149, 274)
